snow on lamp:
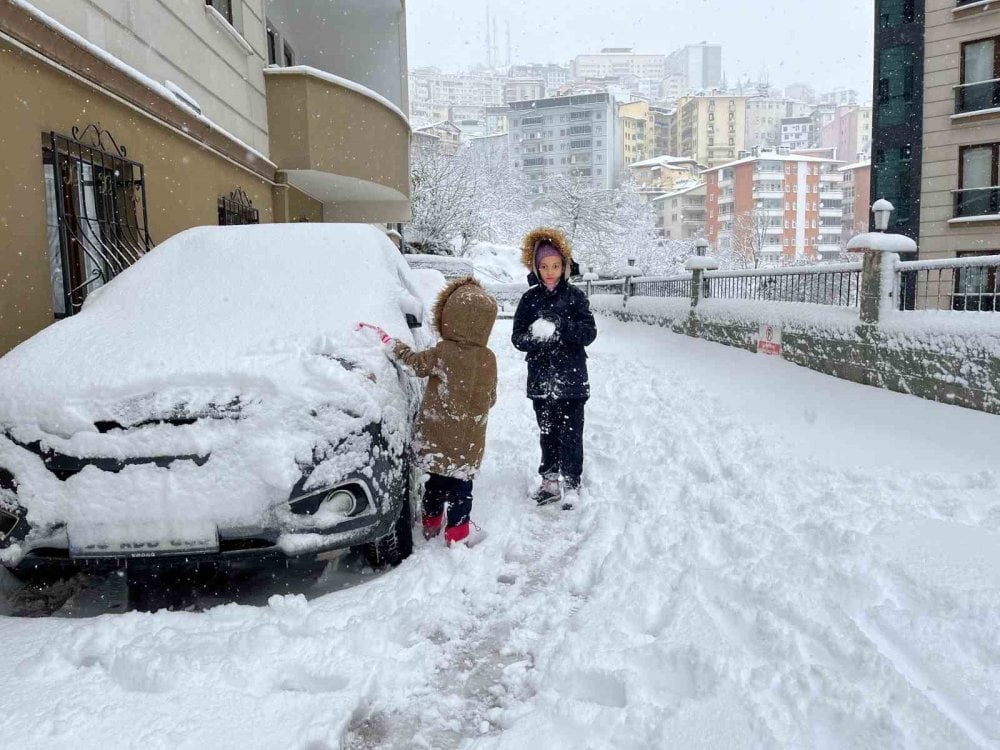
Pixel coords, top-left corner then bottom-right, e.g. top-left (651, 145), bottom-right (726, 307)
top-left (694, 237), bottom-right (709, 257)
top-left (872, 199), bottom-right (894, 232)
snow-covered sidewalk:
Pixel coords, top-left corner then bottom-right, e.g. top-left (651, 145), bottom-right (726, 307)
top-left (2, 318), bottom-right (999, 749)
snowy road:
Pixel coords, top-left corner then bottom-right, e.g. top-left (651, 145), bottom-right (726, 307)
top-left (2, 317), bottom-right (1000, 749)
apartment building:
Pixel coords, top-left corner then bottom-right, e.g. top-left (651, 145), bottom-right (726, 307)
top-left (505, 78), bottom-right (545, 104)
top-left (408, 68), bottom-right (505, 110)
top-left (619, 100), bottom-right (652, 168)
top-left (414, 121), bottom-right (462, 156)
top-left (651, 106), bottom-right (675, 156)
top-left (627, 156), bottom-right (705, 194)
top-left (448, 105), bottom-right (509, 138)
top-left (781, 116), bottom-right (814, 150)
top-left (0, 0), bottom-right (410, 355)
top-left (508, 93), bottom-right (620, 192)
top-left (839, 160), bottom-right (872, 245)
top-left (745, 97), bottom-right (812, 150)
top-left (572, 49), bottom-right (666, 80)
top-left (509, 64), bottom-right (570, 97)
top-left (673, 94), bottom-right (749, 167)
top-left (665, 43), bottom-right (723, 92)
top-left (704, 149), bottom-right (845, 264)
top-left (820, 105), bottom-right (873, 160)
top-left (653, 181), bottom-right (707, 241)
top-left (918, 0), bottom-right (1000, 262)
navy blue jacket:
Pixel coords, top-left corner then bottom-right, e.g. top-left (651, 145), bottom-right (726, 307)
top-left (512, 279), bottom-right (597, 400)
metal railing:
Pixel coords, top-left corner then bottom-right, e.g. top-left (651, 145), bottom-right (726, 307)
top-left (954, 186), bottom-right (1000, 218)
top-left (218, 187), bottom-right (259, 225)
top-left (588, 279), bottom-right (626, 295)
top-left (955, 78), bottom-right (1000, 114)
top-left (631, 275), bottom-right (693, 298)
top-left (702, 263), bottom-right (863, 307)
top-left (897, 255), bottom-right (1000, 311)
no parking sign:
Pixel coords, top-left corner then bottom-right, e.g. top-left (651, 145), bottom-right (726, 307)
top-left (757, 323), bottom-right (782, 356)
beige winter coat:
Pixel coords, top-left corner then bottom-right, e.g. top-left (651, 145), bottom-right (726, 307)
top-left (393, 277), bottom-right (498, 479)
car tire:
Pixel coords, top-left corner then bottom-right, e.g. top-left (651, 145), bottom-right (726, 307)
top-left (361, 495), bottom-right (413, 569)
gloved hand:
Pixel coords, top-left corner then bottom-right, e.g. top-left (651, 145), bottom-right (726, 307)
top-left (530, 317), bottom-right (557, 340)
top-left (355, 322), bottom-right (394, 347)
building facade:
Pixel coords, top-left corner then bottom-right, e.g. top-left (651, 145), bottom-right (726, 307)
top-left (704, 149), bottom-right (845, 264)
top-left (0, 0), bottom-right (411, 355)
top-left (508, 93), bottom-right (620, 192)
top-left (665, 43), bottom-right (723, 92)
top-left (820, 105), bottom-right (873, 161)
top-left (628, 156), bottom-right (704, 194)
top-left (414, 120), bottom-right (462, 156)
top-left (870, 0), bottom-right (925, 238)
top-left (509, 64), bottom-right (570, 97)
top-left (781, 116), bottom-right (814, 150)
top-left (572, 49), bottom-right (667, 81)
top-left (919, 0), bottom-right (1000, 262)
top-left (745, 97), bottom-right (812, 151)
top-left (653, 181), bottom-right (707, 241)
top-left (673, 94), bottom-right (749, 167)
top-left (839, 160), bottom-right (872, 246)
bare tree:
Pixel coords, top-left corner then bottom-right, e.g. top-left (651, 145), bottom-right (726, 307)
top-left (409, 142), bottom-right (531, 255)
top-left (723, 207), bottom-right (777, 269)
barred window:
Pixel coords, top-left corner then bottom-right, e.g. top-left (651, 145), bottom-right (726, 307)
top-left (570, 139), bottom-right (593, 149)
top-left (218, 187), bottom-right (260, 225)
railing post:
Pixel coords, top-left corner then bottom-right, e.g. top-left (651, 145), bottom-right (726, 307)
top-left (846, 232), bottom-right (918, 325)
top-left (684, 255), bottom-right (719, 337)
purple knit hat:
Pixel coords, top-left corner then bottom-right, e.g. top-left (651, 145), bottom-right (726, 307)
top-left (534, 242), bottom-right (562, 270)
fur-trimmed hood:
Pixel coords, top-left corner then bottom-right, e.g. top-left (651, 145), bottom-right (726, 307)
top-left (521, 227), bottom-right (573, 280)
top-left (432, 276), bottom-right (497, 347)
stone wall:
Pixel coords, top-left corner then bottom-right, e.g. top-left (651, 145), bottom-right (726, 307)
top-left (590, 294), bottom-right (1000, 416)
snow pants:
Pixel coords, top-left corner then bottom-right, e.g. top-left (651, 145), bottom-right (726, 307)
top-left (532, 397), bottom-right (586, 488)
top-left (422, 473), bottom-right (473, 529)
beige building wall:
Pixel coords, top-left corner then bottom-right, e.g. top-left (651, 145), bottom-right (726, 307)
top-left (23, 0), bottom-right (271, 154)
top-left (676, 95), bottom-right (748, 167)
top-left (921, 0), bottom-right (1000, 261)
top-left (0, 40), bottom-right (283, 356)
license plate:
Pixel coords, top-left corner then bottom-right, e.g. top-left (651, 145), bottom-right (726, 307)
top-left (68, 521), bottom-right (219, 559)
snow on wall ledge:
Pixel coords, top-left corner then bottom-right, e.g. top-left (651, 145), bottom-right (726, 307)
top-left (589, 293), bottom-right (1000, 415)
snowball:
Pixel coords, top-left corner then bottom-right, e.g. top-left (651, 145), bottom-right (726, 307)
top-left (530, 318), bottom-right (556, 340)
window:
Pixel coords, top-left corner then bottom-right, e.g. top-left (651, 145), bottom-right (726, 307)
top-left (877, 45), bottom-right (917, 127)
top-left (218, 187), bottom-right (260, 226)
top-left (570, 139), bottom-right (592, 149)
top-left (283, 41), bottom-right (295, 67)
top-left (206, 0), bottom-right (233, 24)
top-left (42, 125), bottom-right (152, 317)
top-left (957, 143), bottom-right (1000, 217)
top-left (879, 0), bottom-right (915, 28)
top-left (953, 251), bottom-right (999, 311)
top-left (958, 38), bottom-right (1000, 114)
top-left (266, 22), bottom-right (278, 65)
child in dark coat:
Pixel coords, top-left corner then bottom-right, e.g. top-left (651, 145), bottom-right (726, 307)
top-left (511, 228), bottom-right (597, 507)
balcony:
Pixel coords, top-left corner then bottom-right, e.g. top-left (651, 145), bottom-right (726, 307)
top-left (264, 66), bottom-right (411, 222)
top-left (754, 190), bottom-right (784, 200)
top-left (954, 78), bottom-right (1000, 116)
top-left (954, 186), bottom-right (1000, 218)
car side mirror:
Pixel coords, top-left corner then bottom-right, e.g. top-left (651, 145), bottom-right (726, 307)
top-left (405, 313), bottom-right (422, 329)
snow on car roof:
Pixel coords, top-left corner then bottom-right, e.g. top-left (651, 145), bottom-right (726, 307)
top-left (0, 224), bottom-right (422, 432)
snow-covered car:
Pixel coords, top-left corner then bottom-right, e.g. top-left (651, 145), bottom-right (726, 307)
top-left (0, 224), bottom-right (432, 579)
top-left (402, 253), bottom-right (474, 280)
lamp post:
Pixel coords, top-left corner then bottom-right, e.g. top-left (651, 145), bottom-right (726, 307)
top-left (694, 237), bottom-right (709, 257)
top-left (872, 199), bottom-right (894, 232)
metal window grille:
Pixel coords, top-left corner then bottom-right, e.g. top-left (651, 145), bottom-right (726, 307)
top-left (44, 124), bottom-right (153, 317)
top-left (218, 188), bottom-right (260, 226)
top-left (897, 255), bottom-right (1000, 311)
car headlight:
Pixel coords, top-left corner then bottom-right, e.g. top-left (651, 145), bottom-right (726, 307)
top-left (288, 482), bottom-right (371, 518)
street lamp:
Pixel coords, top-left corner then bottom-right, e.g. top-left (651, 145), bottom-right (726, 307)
top-left (694, 237), bottom-right (709, 257)
top-left (872, 199), bottom-right (894, 232)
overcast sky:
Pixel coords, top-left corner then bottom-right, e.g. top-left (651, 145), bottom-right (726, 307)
top-left (407, 0), bottom-right (875, 97)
